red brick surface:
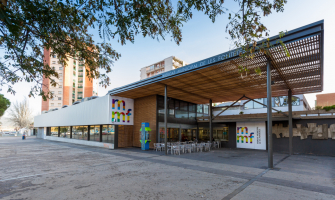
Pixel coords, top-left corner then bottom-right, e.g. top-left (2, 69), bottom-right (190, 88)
top-left (41, 48), bottom-right (50, 111)
top-left (133, 95), bottom-right (157, 148)
top-left (118, 125), bottom-right (134, 148)
top-left (316, 93), bottom-right (335, 107)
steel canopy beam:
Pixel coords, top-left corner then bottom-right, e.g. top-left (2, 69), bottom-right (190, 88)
top-left (267, 59), bottom-right (273, 169)
top-left (243, 95), bottom-right (288, 117)
top-left (212, 95), bottom-right (246, 120)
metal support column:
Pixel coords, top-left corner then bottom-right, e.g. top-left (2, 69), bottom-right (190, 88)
top-left (209, 99), bottom-right (213, 142)
top-left (288, 89), bottom-right (293, 155)
top-left (267, 59), bottom-right (273, 169)
top-left (164, 85), bottom-right (168, 155)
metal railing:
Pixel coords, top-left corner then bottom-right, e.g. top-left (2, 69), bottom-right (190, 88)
top-left (197, 109), bottom-right (335, 122)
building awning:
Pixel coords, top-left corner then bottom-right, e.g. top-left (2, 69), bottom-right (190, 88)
top-left (108, 20), bottom-right (324, 104)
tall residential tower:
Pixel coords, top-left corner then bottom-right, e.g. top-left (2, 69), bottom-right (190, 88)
top-left (140, 56), bottom-right (188, 80)
top-left (41, 48), bottom-right (98, 112)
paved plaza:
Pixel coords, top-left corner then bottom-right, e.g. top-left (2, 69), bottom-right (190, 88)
top-left (0, 137), bottom-right (334, 200)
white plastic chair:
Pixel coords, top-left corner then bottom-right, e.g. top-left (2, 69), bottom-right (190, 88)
top-left (184, 144), bottom-right (192, 153)
top-left (196, 144), bottom-right (203, 152)
top-left (204, 143), bottom-right (211, 151)
top-left (155, 143), bottom-right (162, 151)
top-left (173, 145), bottom-right (181, 155)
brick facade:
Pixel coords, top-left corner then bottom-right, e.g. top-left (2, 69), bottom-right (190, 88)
top-left (84, 66), bottom-right (93, 98)
top-left (316, 93), bottom-right (335, 107)
top-left (117, 125), bottom-right (134, 148)
top-left (41, 48), bottom-right (50, 111)
top-left (133, 95), bottom-right (157, 148)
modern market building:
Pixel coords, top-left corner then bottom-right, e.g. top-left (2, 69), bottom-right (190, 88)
top-left (34, 20), bottom-right (335, 163)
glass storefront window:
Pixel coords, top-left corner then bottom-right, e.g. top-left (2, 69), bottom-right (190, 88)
top-left (72, 126), bottom-right (88, 140)
top-left (199, 128), bottom-right (209, 141)
top-left (102, 125), bottom-right (114, 144)
top-left (213, 127), bottom-right (229, 141)
top-left (90, 125), bottom-right (100, 142)
top-left (60, 126), bottom-right (70, 138)
top-left (50, 127), bottom-right (59, 137)
top-left (169, 128), bottom-right (179, 142)
top-left (181, 129), bottom-right (194, 142)
top-left (159, 127), bottom-right (166, 143)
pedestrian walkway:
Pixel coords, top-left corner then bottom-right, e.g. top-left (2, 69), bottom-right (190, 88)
top-left (0, 137), bottom-right (334, 200)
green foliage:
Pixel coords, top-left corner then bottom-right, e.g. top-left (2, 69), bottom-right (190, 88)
top-left (0, 94), bottom-right (11, 117)
top-left (314, 105), bottom-right (322, 110)
top-left (0, 0), bottom-right (288, 99)
top-left (239, 111), bottom-right (244, 115)
top-left (322, 105), bottom-right (335, 111)
top-left (226, 0), bottom-right (288, 76)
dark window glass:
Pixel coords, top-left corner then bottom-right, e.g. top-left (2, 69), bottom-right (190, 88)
top-left (158, 108), bottom-right (165, 117)
top-left (197, 104), bottom-right (203, 113)
top-left (199, 129), bottom-right (209, 141)
top-left (168, 98), bottom-right (174, 109)
top-left (175, 100), bottom-right (180, 110)
top-left (175, 110), bottom-right (188, 119)
top-left (102, 125), bottom-right (114, 144)
top-left (180, 101), bottom-right (188, 111)
top-left (213, 127), bottom-right (229, 141)
top-left (169, 128), bottom-right (179, 142)
top-left (181, 129), bottom-right (192, 142)
top-left (157, 95), bottom-right (164, 109)
top-left (189, 104), bottom-right (196, 112)
top-left (159, 128), bottom-right (179, 143)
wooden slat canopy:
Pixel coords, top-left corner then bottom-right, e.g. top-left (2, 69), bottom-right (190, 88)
top-left (108, 21), bottom-right (324, 104)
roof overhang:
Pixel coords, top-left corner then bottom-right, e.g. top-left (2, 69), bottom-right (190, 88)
top-left (108, 20), bottom-right (324, 104)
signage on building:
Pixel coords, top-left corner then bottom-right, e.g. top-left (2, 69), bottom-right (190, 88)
top-left (162, 49), bottom-right (242, 78)
top-left (109, 95), bottom-right (134, 125)
top-left (236, 122), bottom-right (266, 150)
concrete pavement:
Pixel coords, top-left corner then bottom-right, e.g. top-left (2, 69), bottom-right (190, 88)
top-left (0, 137), bottom-right (334, 199)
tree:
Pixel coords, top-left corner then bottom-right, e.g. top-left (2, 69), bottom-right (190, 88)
top-left (7, 97), bottom-right (33, 129)
top-left (0, 94), bottom-right (10, 118)
top-left (0, 0), bottom-right (287, 100)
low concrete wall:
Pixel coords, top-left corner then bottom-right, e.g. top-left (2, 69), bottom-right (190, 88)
top-left (45, 136), bottom-right (114, 149)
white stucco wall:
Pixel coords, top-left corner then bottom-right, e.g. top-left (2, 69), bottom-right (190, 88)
top-left (35, 95), bottom-right (109, 127)
top-left (45, 136), bottom-right (114, 149)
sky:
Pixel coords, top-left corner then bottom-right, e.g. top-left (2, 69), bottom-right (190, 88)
top-left (1, 0), bottom-right (334, 126)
